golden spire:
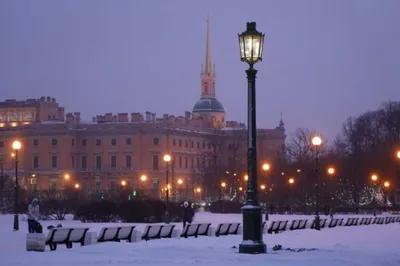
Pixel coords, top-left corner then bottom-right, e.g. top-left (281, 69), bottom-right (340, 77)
top-left (204, 14), bottom-right (212, 75)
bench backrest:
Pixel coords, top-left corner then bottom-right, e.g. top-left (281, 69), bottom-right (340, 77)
top-left (197, 223), bottom-right (210, 235)
top-left (69, 228), bottom-right (89, 242)
top-left (160, 225), bottom-right (175, 237)
top-left (143, 225), bottom-right (161, 239)
top-left (227, 223), bottom-right (240, 234)
top-left (217, 223), bottom-right (230, 235)
top-left (278, 221), bottom-right (288, 230)
top-left (118, 226), bottom-right (135, 239)
top-left (47, 228), bottom-right (72, 243)
top-left (103, 227), bottom-right (120, 241)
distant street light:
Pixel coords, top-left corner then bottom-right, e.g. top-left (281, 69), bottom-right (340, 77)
top-left (371, 174), bottom-right (378, 181)
top-left (327, 167), bottom-right (335, 175)
top-left (262, 163), bottom-right (270, 171)
top-left (288, 178), bottom-right (295, 184)
top-left (163, 154), bottom-right (172, 223)
top-left (12, 140), bottom-right (21, 231)
top-left (311, 135), bottom-right (322, 231)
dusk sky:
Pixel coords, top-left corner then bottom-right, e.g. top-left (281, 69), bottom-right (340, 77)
top-left (0, 0), bottom-right (399, 141)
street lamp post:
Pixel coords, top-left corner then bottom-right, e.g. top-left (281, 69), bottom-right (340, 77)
top-left (238, 22), bottom-right (266, 254)
top-left (311, 135), bottom-right (322, 231)
top-left (163, 154), bottom-right (171, 223)
top-left (12, 140), bottom-right (21, 231)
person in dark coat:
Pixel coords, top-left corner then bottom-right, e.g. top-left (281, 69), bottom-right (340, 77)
top-left (182, 201), bottom-right (194, 228)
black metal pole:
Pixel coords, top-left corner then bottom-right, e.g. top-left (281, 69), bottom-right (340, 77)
top-left (165, 161), bottom-right (170, 223)
top-left (239, 65), bottom-right (266, 254)
top-left (13, 150), bottom-right (19, 231)
top-left (314, 146), bottom-right (321, 230)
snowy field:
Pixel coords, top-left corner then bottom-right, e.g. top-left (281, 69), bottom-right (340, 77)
top-left (0, 212), bottom-right (399, 266)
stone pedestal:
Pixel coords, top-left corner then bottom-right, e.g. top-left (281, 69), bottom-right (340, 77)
top-left (26, 233), bottom-right (45, 252)
top-left (83, 232), bottom-right (98, 246)
top-left (129, 230), bottom-right (142, 242)
top-left (207, 227), bottom-right (215, 237)
top-left (171, 229), bottom-right (181, 239)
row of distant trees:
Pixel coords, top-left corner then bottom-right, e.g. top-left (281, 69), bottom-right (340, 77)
top-left (200, 101), bottom-right (400, 211)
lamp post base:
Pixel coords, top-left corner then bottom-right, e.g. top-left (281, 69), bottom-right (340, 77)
top-left (13, 214), bottom-right (19, 231)
top-left (239, 205), bottom-right (266, 254)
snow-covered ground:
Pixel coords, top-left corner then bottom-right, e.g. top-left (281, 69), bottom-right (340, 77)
top-left (0, 212), bottom-right (399, 266)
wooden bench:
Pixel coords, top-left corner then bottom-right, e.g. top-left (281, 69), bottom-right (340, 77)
top-left (328, 218), bottom-right (343, 228)
top-left (396, 216), bottom-right (400, 223)
top-left (344, 217), bottom-right (359, 226)
top-left (141, 224), bottom-right (176, 241)
top-left (310, 218), bottom-right (327, 229)
top-left (267, 220), bottom-right (288, 234)
top-left (181, 223), bottom-right (211, 238)
top-left (289, 220), bottom-right (308, 231)
top-left (215, 223), bottom-right (241, 237)
top-left (45, 227), bottom-right (90, 251)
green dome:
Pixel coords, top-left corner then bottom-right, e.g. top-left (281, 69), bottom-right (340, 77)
top-left (192, 98), bottom-right (225, 113)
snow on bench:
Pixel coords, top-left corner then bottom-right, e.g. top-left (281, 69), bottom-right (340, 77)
top-left (45, 227), bottom-right (90, 251)
top-left (98, 225), bottom-right (137, 243)
top-left (310, 218), bottom-right (327, 229)
top-left (181, 223), bottom-right (212, 238)
top-left (289, 220), bottom-right (308, 231)
top-left (141, 224), bottom-right (177, 241)
top-left (328, 218), bottom-right (343, 228)
top-left (215, 223), bottom-right (241, 237)
top-left (267, 220), bottom-right (288, 234)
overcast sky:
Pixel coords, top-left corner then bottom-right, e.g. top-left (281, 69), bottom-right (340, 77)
top-left (0, 0), bottom-right (399, 141)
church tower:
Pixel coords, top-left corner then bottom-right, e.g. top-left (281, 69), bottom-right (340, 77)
top-left (192, 15), bottom-right (226, 128)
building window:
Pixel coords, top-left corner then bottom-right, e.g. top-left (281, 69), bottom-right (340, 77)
top-left (51, 155), bottom-right (57, 168)
top-left (126, 138), bottom-right (131, 145)
top-left (72, 139), bottom-right (75, 146)
top-left (153, 137), bottom-right (159, 146)
top-left (208, 143), bottom-right (211, 149)
top-left (71, 156), bottom-right (75, 168)
top-left (96, 155), bottom-right (102, 169)
top-left (173, 139), bottom-right (176, 146)
top-left (49, 179), bottom-right (57, 190)
top-left (126, 155), bottom-right (132, 168)
top-left (51, 139), bottom-right (57, 146)
top-left (185, 157), bottom-right (188, 168)
top-left (197, 142), bottom-right (200, 149)
top-left (0, 141), bottom-right (3, 149)
top-left (81, 139), bottom-right (87, 146)
top-left (110, 155), bottom-right (117, 169)
top-left (110, 181), bottom-right (116, 191)
top-left (191, 157), bottom-right (194, 168)
top-left (95, 180), bottom-right (101, 190)
top-left (33, 156), bottom-right (39, 169)
top-left (185, 140), bottom-right (188, 148)
top-left (152, 154), bottom-right (159, 170)
top-left (96, 139), bottom-right (102, 146)
top-left (33, 139), bottom-right (38, 147)
top-left (179, 156), bottom-right (182, 168)
top-left (179, 140), bottom-right (182, 147)
top-left (111, 138), bottom-right (117, 146)
top-left (202, 142), bottom-right (205, 149)
top-left (191, 141), bottom-right (194, 148)
top-left (197, 158), bottom-right (200, 168)
top-left (81, 156), bottom-right (87, 169)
